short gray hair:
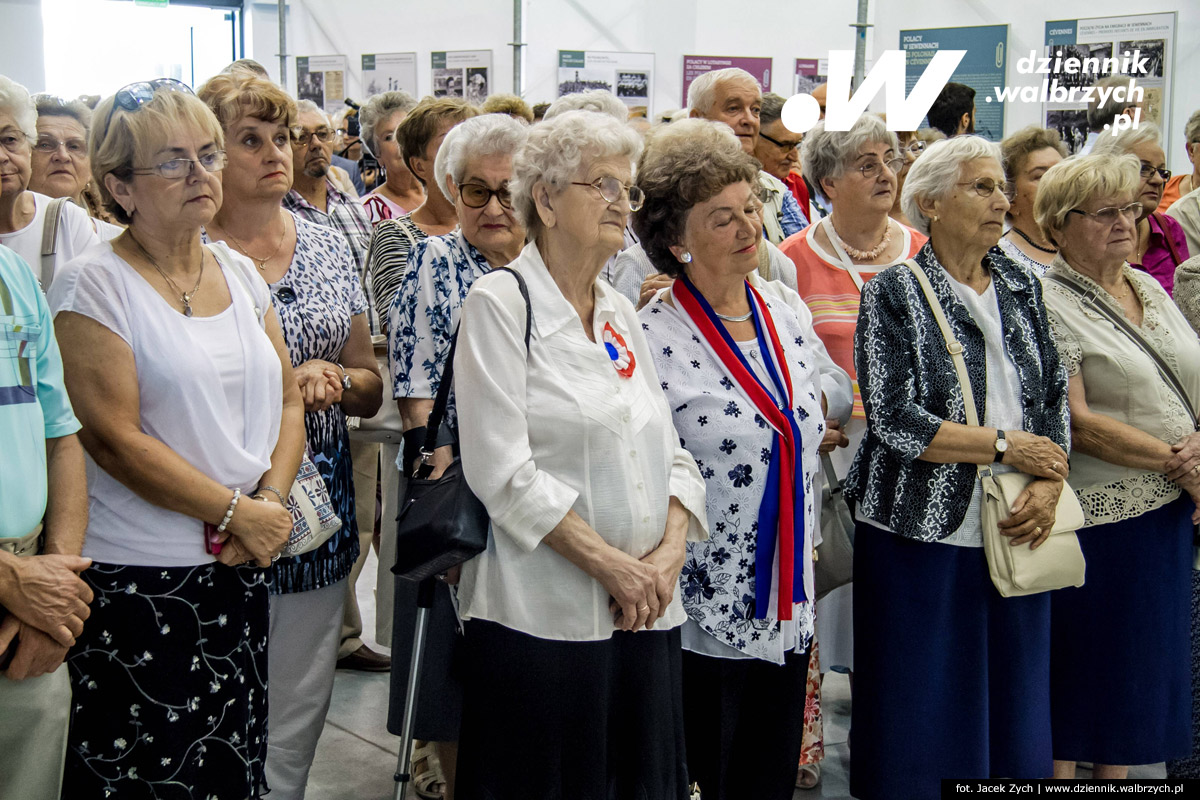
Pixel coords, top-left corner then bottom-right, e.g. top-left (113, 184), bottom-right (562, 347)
top-left (295, 99), bottom-right (329, 122)
top-left (801, 114), bottom-right (899, 192)
top-left (544, 89), bottom-right (627, 122)
top-left (1186, 109), bottom-right (1200, 146)
top-left (33, 94), bottom-right (93, 133)
top-left (433, 113), bottom-right (528, 202)
top-left (687, 68), bottom-right (759, 115)
top-left (901, 135), bottom-right (1002, 236)
top-left (511, 109), bottom-right (644, 239)
top-left (760, 92), bottom-right (786, 127)
top-left (0, 75), bottom-right (37, 140)
top-left (1090, 121), bottom-right (1162, 158)
top-left (1087, 75), bottom-right (1139, 129)
top-left (359, 91), bottom-right (418, 156)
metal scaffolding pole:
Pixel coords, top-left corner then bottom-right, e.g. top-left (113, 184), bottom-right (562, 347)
top-left (852, 0), bottom-right (871, 89)
top-left (511, 0), bottom-right (525, 95)
top-left (278, 0), bottom-right (288, 87)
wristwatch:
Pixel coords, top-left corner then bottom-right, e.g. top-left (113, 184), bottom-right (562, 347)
top-left (993, 429), bottom-right (1008, 462)
top-left (335, 362), bottom-right (351, 390)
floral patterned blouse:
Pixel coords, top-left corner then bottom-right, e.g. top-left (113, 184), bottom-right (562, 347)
top-left (386, 229), bottom-right (490, 432)
top-left (640, 280), bottom-right (824, 664)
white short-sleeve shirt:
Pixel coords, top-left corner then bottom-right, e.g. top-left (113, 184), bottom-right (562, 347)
top-left (0, 192), bottom-right (99, 288)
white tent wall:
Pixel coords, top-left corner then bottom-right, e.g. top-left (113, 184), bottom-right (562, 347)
top-left (1, 0), bottom-right (47, 91)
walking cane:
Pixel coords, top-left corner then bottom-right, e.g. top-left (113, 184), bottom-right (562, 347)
top-left (392, 575), bottom-right (436, 800)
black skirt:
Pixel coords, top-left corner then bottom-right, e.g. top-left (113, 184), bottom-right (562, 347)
top-left (387, 577), bottom-right (464, 741)
top-left (63, 562), bottom-right (271, 800)
top-left (455, 619), bottom-right (689, 800)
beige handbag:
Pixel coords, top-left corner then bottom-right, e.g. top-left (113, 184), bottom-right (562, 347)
top-left (907, 259), bottom-right (1086, 597)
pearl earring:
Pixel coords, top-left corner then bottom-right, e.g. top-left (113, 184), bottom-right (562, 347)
top-left (932, 215), bottom-right (939, 223)
top-left (681, 252), bottom-right (693, 263)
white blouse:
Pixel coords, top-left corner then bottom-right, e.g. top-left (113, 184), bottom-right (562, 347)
top-left (453, 241), bottom-right (710, 641)
top-left (47, 242), bottom-right (282, 567)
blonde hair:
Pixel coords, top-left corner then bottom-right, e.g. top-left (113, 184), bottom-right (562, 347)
top-left (481, 93), bottom-right (534, 123)
top-left (1033, 153), bottom-right (1141, 247)
top-left (198, 71), bottom-right (296, 131)
top-left (91, 88), bottom-right (224, 225)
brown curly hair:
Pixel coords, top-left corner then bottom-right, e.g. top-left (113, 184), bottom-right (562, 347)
top-left (632, 118), bottom-right (759, 277)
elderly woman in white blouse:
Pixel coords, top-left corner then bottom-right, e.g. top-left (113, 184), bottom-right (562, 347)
top-left (1035, 153), bottom-right (1200, 779)
top-left (451, 109), bottom-right (709, 799)
top-left (636, 118), bottom-right (852, 800)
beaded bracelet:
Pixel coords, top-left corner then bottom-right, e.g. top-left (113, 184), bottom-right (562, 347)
top-left (217, 488), bottom-right (241, 533)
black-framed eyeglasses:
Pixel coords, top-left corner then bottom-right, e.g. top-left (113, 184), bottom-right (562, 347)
top-left (457, 182), bottom-right (513, 209)
top-left (132, 150), bottom-right (227, 180)
top-left (570, 176), bottom-right (644, 211)
top-left (101, 79), bottom-right (195, 142)
top-left (34, 136), bottom-right (87, 158)
top-left (1139, 162), bottom-right (1171, 182)
top-left (759, 131), bottom-right (802, 151)
top-left (290, 126), bottom-right (334, 147)
top-left (855, 158), bottom-right (906, 180)
top-left (1067, 202), bottom-right (1143, 225)
top-left (957, 177), bottom-right (1014, 200)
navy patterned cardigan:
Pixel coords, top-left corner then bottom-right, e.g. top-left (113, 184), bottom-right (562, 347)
top-left (845, 243), bottom-right (1070, 541)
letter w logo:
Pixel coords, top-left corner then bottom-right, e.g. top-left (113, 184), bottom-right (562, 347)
top-left (783, 49), bottom-right (967, 133)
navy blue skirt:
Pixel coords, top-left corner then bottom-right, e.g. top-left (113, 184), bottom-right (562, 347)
top-left (1050, 496), bottom-right (1193, 764)
top-left (850, 522), bottom-right (1053, 800)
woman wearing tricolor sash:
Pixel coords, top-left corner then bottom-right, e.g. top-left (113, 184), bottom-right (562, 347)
top-left (636, 119), bottom-right (853, 800)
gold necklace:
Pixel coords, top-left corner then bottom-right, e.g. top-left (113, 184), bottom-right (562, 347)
top-left (127, 233), bottom-right (205, 317)
top-left (223, 212), bottom-right (288, 271)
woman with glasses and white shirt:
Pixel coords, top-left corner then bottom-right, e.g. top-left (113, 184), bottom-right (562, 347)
top-left (777, 115), bottom-right (927, 679)
top-left (48, 80), bottom-right (304, 800)
top-left (450, 110), bottom-right (708, 799)
top-left (29, 94), bottom-right (122, 236)
top-left (0, 75), bottom-right (98, 288)
top-left (1036, 154), bottom-right (1200, 780)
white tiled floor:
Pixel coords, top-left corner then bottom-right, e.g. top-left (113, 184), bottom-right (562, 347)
top-left (307, 551), bottom-right (1165, 799)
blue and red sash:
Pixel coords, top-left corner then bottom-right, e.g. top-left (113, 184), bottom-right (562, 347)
top-left (674, 275), bottom-right (808, 620)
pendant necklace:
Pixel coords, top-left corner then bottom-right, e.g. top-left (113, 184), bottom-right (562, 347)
top-left (128, 234), bottom-right (205, 317)
top-left (1009, 226), bottom-right (1057, 255)
top-left (224, 212), bottom-right (289, 271)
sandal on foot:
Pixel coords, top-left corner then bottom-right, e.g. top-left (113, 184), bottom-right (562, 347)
top-left (411, 742), bottom-right (446, 800)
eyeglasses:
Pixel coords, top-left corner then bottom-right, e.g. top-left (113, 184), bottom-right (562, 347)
top-left (759, 131), bottom-right (802, 151)
top-left (0, 129), bottom-right (29, 154)
top-left (1067, 202), bottom-right (1143, 225)
top-left (291, 126), bottom-right (334, 147)
top-left (855, 158), bottom-right (906, 180)
top-left (904, 140), bottom-right (926, 157)
top-left (957, 178), bottom-right (1015, 200)
top-left (132, 150), bottom-right (227, 179)
top-left (457, 182), bottom-right (512, 209)
top-left (101, 79), bottom-right (195, 142)
top-left (34, 136), bottom-right (87, 158)
top-left (570, 176), bottom-right (644, 211)
top-left (1139, 162), bottom-right (1171, 182)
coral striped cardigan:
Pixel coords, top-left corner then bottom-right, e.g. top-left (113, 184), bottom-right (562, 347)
top-left (778, 219), bottom-right (927, 419)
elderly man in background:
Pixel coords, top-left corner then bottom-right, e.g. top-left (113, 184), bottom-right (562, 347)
top-left (755, 92), bottom-right (808, 212)
top-left (0, 244), bottom-right (90, 800)
top-left (1079, 75), bottom-right (1141, 156)
top-left (283, 99), bottom-right (387, 675)
top-left (687, 67), bottom-right (808, 245)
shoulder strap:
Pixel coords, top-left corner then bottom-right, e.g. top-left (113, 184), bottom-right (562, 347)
top-left (821, 217), bottom-right (866, 291)
top-left (40, 197), bottom-right (70, 286)
top-left (1046, 270), bottom-right (1198, 427)
top-left (208, 243), bottom-right (265, 324)
top-left (1152, 211), bottom-right (1185, 267)
top-left (906, 259), bottom-right (979, 428)
top-left (416, 266), bottom-right (532, 477)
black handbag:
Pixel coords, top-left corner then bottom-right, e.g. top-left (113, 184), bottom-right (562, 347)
top-left (392, 267), bottom-right (532, 581)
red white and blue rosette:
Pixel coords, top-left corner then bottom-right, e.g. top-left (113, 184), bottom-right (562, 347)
top-left (602, 322), bottom-right (636, 379)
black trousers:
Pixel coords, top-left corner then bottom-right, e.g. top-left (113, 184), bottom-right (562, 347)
top-left (455, 619), bottom-right (689, 800)
top-left (682, 646), bottom-right (813, 800)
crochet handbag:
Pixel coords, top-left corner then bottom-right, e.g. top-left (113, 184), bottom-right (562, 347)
top-left (908, 259), bottom-right (1085, 597)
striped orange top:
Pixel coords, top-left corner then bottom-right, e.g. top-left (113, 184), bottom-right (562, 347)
top-left (778, 221), bottom-right (927, 419)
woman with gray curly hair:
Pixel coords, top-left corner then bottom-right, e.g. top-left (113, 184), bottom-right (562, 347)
top-left (450, 109), bottom-right (709, 799)
top-left (359, 90), bottom-right (424, 224)
top-left (848, 135), bottom-right (1071, 798)
top-left (635, 117), bottom-right (851, 800)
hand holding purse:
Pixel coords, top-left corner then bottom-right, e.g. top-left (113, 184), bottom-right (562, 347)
top-left (907, 259), bottom-right (1086, 597)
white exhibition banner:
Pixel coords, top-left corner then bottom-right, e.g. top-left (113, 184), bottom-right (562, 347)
top-left (362, 53), bottom-right (419, 97)
top-left (557, 50), bottom-right (655, 116)
top-left (296, 55), bottom-right (348, 116)
top-left (431, 50), bottom-right (493, 105)
top-left (1042, 12), bottom-right (1176, 153)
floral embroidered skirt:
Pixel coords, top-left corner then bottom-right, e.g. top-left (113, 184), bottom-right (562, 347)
top-left (63, 562), bottom-right (271, 800)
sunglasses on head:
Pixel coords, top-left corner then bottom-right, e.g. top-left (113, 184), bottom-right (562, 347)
top-left (101, 79), bottom-right (195, 142)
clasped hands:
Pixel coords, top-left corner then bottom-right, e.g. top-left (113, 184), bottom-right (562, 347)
top-left (997, 431), bottom-right (1070, 550)
top-left (294, 359), bottom-right (346, 413)
top-left (1165, 431), bottom-right (1200, 524)
top-left (0, 552), bottom-right (93, 680)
